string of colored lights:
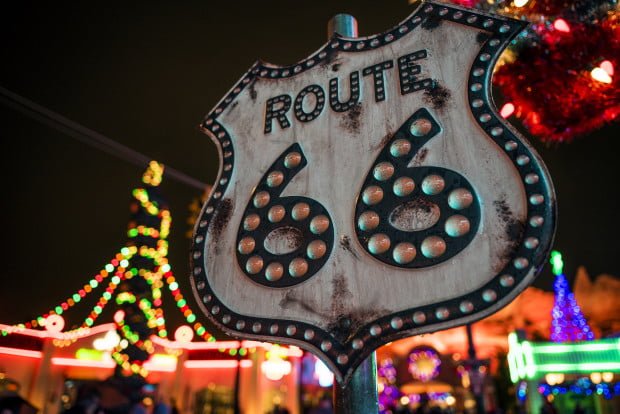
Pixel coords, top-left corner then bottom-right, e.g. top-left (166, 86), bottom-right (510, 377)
top-left (4, 160), bottom-right (246, 375)
top-left (14, 247), bottom-right (135, 331)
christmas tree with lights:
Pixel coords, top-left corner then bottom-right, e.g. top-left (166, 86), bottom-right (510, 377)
top-left (549, 250), bottom-right (595, 342)
top-left (8, 161), bottom-right (217, 378)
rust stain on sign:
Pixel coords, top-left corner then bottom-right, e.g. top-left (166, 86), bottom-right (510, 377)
top-left (279, 291), bottom-right (326, 318)
top-left (339, 102), bottom-right (363, 134)
top-left (493, 198), bottom-right (525, 272)
top-left (422, 14), bottom-right (442, 31)
top-left (423, 83), bottom-right (451, 110)
top-left (209, 198), bottom-right (233, 242)
top-left (248, 79), bottom-right (258, 101)
top-left (339, 235), bottom-right (359, 259)
top-left (373, 132), bottom-right (393, 152)
top-left (411, 147), bottom-right (429, 166)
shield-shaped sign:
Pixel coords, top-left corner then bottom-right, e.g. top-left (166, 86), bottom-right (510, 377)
top-left (191, 1), bottom-right (556, 385)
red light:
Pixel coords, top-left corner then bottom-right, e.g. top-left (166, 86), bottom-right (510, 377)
top-left (0, 346), bottom-right (43, 359)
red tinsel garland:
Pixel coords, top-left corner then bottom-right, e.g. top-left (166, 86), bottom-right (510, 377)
top-left (493, 13), bottom-right (618, 142)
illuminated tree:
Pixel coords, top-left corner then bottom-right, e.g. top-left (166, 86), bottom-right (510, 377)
top-left (549, 251), bottom-right (594, 342)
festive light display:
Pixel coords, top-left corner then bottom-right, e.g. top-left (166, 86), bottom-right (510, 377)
top-left (3, 161), bottom-right (226, 377)
top-left (444, 0), bottom-right (619, 142)
top-left (408, 347), bottom-right (442, 382)
top-left (507, 333), bottom-right (620, 383)
top-left (378, 358), bottom-right (401, 414)
top-left (538, 378), bottom-right (620, 400)
top-left (261, 345), bottom-right (292, 381)
top-left (549, 251), bottom-right (595, 343)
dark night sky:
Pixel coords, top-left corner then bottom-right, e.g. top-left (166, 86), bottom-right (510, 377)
top-left (1, 1), bottom-right (618, 333)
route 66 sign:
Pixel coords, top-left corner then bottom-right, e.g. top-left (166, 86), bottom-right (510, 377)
top-left (191, 1), bottom-right (556, 385)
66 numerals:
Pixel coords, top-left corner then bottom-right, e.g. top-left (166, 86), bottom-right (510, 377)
top-left (355, 108), bottom-right (480, 268)
top-left (235, 143), bottom-right (335, 288)
top-left (236, 109), bottom-right (481, 288)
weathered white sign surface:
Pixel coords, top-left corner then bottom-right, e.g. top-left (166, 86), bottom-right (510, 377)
top-left (191, 0), bottom-right (556, 384)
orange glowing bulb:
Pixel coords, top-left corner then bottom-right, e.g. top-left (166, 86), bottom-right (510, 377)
top-left (553, 19), bottom-right (570, 33)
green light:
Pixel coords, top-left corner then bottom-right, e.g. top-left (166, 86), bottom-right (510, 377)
top-left (550, 250), bottom-right (563, 276)
top-left (160, 330), bottom-right (167, 337)
top-left (128, 228), bottom-right (139, 237)
top-left (176, 299), bottom-right (186, 307)
top-left (533, 341), bottom-right (619, 354)
top-left (73, 294), bottom-right (81, 303)
top-left (103, 292), bottom-right (112, 300)
top-left (507, 334), bottom-right (620, 381)
top-left (197, 327), bottom-right (205, 336)
top-left (90, 280), bottom-right (98, 288)
top-left (111, 276), bottom-right (121, 284)
top-left (105, 264), bottom-right (114, 272)
top-left (229, 349), bottom-right (238, 356)
top-left (169, 282), bottom-right (179, 291)
top-left (187, 314), bottom-right (196, 323)
top-left (85, 318), bottom-right (93, 326)
top-left (121, 247), bottom-right (130, 256)
top-left (533, 363), bottom-right (620, 374)
top-left (94, 306), bottom-right (102, 314)
top-left (239, 348), bottom-right (247, 356)
top-left (76, 348), bottom-right (104, 361)
top-left (55, 306), bottom-right (63, 315)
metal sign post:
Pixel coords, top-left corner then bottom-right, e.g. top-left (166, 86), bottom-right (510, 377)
top-left (327, 14), bottom-right (379, 414)
top-left (191, 1), bottom-right (556, 410)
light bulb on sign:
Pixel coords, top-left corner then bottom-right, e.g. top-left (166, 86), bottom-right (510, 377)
top-left (513, 0), bottom-right (529, 7)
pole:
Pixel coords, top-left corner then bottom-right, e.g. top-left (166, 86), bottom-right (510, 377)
top-left (327, 14), bottom-right (358, 38)
top-left (466, 324), bottom-right (486, 414)
top-left (326, 13), bottom-right (377, 413)
top-left (333, 355), bottom-right (378, 414)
